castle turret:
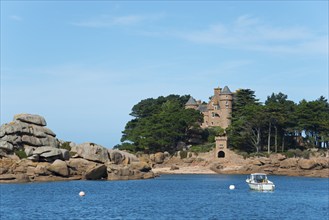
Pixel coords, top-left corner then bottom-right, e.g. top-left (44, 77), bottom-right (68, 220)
top-left (219, 86), bottom-right (233, 128)
top-left (185, 96), bottom-right (198, 110)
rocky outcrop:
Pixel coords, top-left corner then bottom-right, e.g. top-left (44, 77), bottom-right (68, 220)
top-left (108, 150), bottom-right (139, 165)
top-left (154, 152), bottom-right (165, 164)
top-left (31, 146), bottom-right (68, 162)
top-left (84, 164), bottom-right (107, 180)
top-left (0, 114), bottom-right (155, 183)
top-left (14, 114), bottom-right (47, 126)
top-left (0, 173), bottom-right (30, 183)
top-left (106, 162), bottom-right (153, 180)
top-left (0, 145), bottom-right (156, 183)
top-left (150, 149), bottom-right (329, 178)
top-left (48, 159), bottom-right (69, 177)
top-left (74, 143), bottom-right (109, 163)
top-left (0, 114), bottom-right (59, 158)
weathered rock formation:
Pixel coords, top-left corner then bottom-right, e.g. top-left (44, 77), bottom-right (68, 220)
top-left (73, 142), bottom-right (109, 163)
top-left (0, 114), bottom-right (59, 160)
top-left (0, 114), bottom-right (155, 183)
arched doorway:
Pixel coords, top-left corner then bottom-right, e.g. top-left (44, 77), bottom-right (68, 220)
top-left (217, 151), bottom-right (225, 158)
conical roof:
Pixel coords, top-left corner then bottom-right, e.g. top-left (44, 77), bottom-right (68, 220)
top-left (221, 86), bottom-right (232, 94)
top-left (185, 96), bottom-right (198, 105)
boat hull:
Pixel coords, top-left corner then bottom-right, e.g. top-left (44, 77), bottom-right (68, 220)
top-left (248, 182), bottom-right (275, 191)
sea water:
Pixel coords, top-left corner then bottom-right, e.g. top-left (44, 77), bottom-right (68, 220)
top-left (0, 175), bottom-right (328, 219)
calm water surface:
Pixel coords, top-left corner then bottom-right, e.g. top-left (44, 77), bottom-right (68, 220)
top-left (0, 174), bottom-right (328, 219)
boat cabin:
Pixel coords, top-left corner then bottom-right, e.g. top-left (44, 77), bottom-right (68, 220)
top-left (250, 173), bottom-right (268, 183)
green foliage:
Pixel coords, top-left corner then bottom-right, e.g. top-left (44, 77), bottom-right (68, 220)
top-left (59, 142), bottom-right (71, 151)
top-left (295, 96), bottom-right (329, 148)
top-left (119, 88), bottom-right (328, 155)
top-left (206, 127), bottom-right (225, 142)
top-left (189, 143), bottom-right (215, 153)
top-left (121, 95), bottom-right (203, 153)
top-left (113, 143), bottom-right (138, 153)
top-left (15, 149), bottom-right (27, 159)
top-left (239, 151), bottom-right (249, 159)
top-left (248, 152), bottom-right (270, 158)
top-left (179, 150), bottom-right (188, 159)
top-left (302, 151), bottom-right (311, 159)
top-left (69, 151), bottom-right (76, 157)
top-left (229, 89), bottom-right (329, 154)
top-left (228, 89), bottom-right (265, 153)
top-left (283, 151), bottom-right (295, 158)
top-left (283, 149), bottom-right (311, 159)
top-left (234, 150), bottom-right (269, 159)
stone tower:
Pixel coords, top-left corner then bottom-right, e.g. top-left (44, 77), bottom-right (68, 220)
top-left (217, 86), bottom-right (233, 128)
top-left (215, 134), bottom-right (228, 158)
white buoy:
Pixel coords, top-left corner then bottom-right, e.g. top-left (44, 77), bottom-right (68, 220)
top-left (229, 185), bottom-right (235, 190)
top-left (79, 191), bottom-right (85, 197)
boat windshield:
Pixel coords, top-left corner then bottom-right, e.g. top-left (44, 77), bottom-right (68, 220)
top-left (253, 174), bottom-right (267, 183)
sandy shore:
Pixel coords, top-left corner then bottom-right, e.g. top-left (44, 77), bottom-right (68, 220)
top-left (152, 166), bottom-right (217, 175)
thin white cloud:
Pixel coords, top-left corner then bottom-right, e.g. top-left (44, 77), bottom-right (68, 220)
top-left (72, 15), bottom-right (144, 27)
top-left (174, 15), bottom-right (328, 55)
top-left (71, 13), bottom-right (164, 28)
top-left (9, 15), bottom-right (22, 21)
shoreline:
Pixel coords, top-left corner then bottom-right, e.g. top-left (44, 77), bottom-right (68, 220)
top-left (151, 164), bottom-right (329, 178)
top-left (152, 166), bottom-right (217, 175)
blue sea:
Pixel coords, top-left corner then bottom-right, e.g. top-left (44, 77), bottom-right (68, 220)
top-left (0, 174), bottom-right (328, 220)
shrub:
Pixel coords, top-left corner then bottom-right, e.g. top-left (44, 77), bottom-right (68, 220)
top-left (59, 142), bottom-right (71, 151)
top-left (180, 151), bottom-right (188, 159)
top-left (189, 143), bottom-right (215, 153)
top-left (283, 149), bottom-right (310, 159)
top-left (301, 150), bottom-right (310, 159)
top-left (69, 151), bottom-right (77, 157)
top-left (114, 143), bottom-right (136, 153)
top-left (238, 151), bottom-right (249, 159)
top-left (206, 127), bottom-right (225, 143)
top-left (15, 150), bottom-right (27, 159)
top-left (283, 151), bottom-right (295, 158)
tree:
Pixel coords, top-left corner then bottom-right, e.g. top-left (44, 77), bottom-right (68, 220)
top-left (120, 95), bottom-right (203, 153)
top-left (228, 89), bottom-right (262, 152)
top-left (296, 97), bottom-right (329, 148)
top-left (242, 104), bottom-right (266, 153)
top-left (265, 92), bottom-right (296, 152)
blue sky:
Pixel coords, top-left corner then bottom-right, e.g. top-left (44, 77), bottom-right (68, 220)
top-left (1, 1), bottom-right (328, 148)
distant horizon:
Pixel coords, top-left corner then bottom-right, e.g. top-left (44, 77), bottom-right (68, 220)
top-left (1, 1), bottom-right (328, 148)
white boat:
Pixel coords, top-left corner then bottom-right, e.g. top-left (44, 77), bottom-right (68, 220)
top-left (246, 173), bottom-right (275, 191)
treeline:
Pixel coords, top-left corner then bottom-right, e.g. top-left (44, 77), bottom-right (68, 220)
top-left (117, 95), bottom-right (205, 153)
top-left (228, 89), bottom-right (329, 153)
top-left (115, 90), bottom-right (329, 154)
